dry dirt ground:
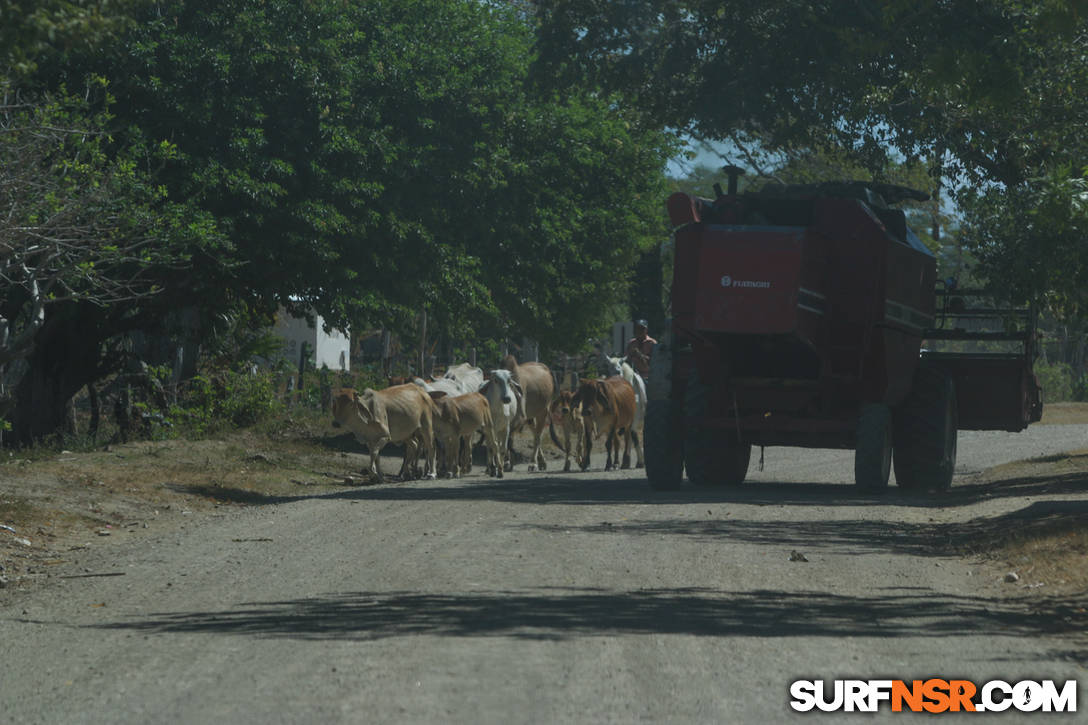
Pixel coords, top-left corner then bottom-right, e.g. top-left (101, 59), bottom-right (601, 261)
top-left (5, 404), bottom-right (1087, 603)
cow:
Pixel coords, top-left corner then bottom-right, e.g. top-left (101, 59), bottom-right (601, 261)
top-left (601, 355), bottom-right (646, 468)
top-left (412, 376), bottom-right (464, 397)
top-left (547, 390), bottom-right (584, 472)
top-left (428, 391), bottom-right (498, 478)
top-left (500, 355), bottom-right (556, 471)
top-left (443, 362), bottom-right (484, 393)
top-left (412, 362), bottom-right (485, 398)
top-left (478, 369), bottom-right (521, 478)
top-left (331, 385), bottom-right (437, 483)
top-left (571, 376), bottom-right (637, 471)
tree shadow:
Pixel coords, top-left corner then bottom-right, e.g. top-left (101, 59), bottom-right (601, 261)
top-left (513, 500), bottom-right (1088, 559)
top-left (153, 466), bottom-right (1088, 515)
top-left (318, 470), bottom-right (1088, 509)
top-left (89, 586), bottom-right (1088, 646)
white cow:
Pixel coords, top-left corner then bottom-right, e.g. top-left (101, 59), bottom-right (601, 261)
top-left (412, 376), bottom-right (464, 397)
top-left (479, 369), bottom-right (521, 478)
top-left (603, 355), bottom-right (646, 468)
top-left (412, 362), bottom-right (485, 398)
top-left (444, 362), bottom-right (484, 393)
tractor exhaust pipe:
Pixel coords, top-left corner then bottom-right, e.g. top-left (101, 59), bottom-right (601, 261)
top-left (722, 165), bottom-right (745, 195)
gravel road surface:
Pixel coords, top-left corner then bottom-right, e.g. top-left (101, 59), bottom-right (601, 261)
top-left (2, 424), bottom-right (1086, 723)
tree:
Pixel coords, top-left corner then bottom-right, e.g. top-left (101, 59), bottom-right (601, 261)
top-left (531, 1), bottom-right (1088, 303)
top-left (84, 0), bottom-right (675, 346)
top-left (6, 0), bottom-right (675, 441)
top-left (0, 86), bottom-right (187, 367)
top-left (1, 0), bottom-right (139, 80)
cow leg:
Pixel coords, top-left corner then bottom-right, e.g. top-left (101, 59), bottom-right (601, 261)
top-left (494, 425), bottom-right (509, 478)
top-left (580, 419), bottom-right (592, 471)
top-left (621, 427), bottom-right (632, 469)
top-left (420, 412), bottom-right (437, 480)
top-left (459, 434), bottom-right (472, 475)
top-left (441, 435), bottom-right (456, 478)
top-left (485, 426), bottom-right (501, 478)
top-left (505, 432), bottom-right (515, 472)
top-left (399, 437), bottom-right (418, 480)
top-left (532, 416), bottom-right (547, 471)
top-left (562, 427), bottom-right (572, 472)
top-left (632, 428), bottom-right (643, 468)
top-left (371, 437), bottom-right (390, 483)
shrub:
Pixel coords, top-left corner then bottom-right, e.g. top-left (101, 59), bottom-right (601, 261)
top-left (172, 368), bottom-right (285, 435)
top-left (1073, 372), bottom-right (1088, 402)
top-left (1034, 360), bottom-right (1075, 403)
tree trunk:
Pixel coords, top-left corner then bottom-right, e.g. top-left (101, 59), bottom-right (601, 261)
top-left (10, 310), bottom-right (102, 445)
top-left (88, 383), bottom-right (100, 443)
top-left (418, 309), bottom-right (427, 378)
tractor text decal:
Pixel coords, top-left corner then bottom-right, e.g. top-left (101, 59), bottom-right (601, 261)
top-left (721, 274), bottom-right (771, 289)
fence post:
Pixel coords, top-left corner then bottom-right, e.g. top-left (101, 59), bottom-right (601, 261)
top-left (298, 341), bottom-right (309, 404)
top-left (380, 328), bottom-right (391, 375)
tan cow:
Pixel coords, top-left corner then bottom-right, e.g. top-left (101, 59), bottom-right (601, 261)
top-left (547, 390), bottom-right (584, 472)
top-left (571, 376), bottom-right (637, 471)
top-left (429, 391), bottom-right (498, 478)
top-left (331, 385), bottom-right (437, 483)
top-left (500, 355), bottom-right (555, 471)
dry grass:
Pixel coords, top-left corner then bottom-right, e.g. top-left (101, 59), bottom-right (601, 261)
top-left (1039, 401), bottom-right (1088, 425)
top-left (957, 450), bottom-right (1088, 596)
top-left (0, 422), bottom-right (374, 596)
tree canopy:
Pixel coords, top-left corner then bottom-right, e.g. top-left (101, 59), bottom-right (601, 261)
top-left (533, 0), bottom-right (1088, 305)
top-left (3, 0), bottom-right (676, 441)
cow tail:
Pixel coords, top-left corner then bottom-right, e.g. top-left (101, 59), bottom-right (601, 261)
top-left (548, 415), bottom-right (563, 451)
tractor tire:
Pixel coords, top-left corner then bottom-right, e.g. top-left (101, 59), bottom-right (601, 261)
top-left (893, 366), bottom-right (957, 491)
top-left (855, 403), bottom-right (893, 490)
top-left (644, 400), bottom-right (685, 490)
top-left (684, 373), bottom-right (751, 486)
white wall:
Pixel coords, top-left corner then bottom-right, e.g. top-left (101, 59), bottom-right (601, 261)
top-left (272, 308), bottom-right (350, 371)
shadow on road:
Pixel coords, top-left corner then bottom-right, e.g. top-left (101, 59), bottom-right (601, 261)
top-left (89, 587), bottom-right (1087, 649)
top-left (514, 500), bottom-right (1088, 559)
top-left (183, 468), bottom-right (1087, 509)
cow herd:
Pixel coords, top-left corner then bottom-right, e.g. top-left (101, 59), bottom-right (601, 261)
top-left (330, 354), bottom-right (646, 482)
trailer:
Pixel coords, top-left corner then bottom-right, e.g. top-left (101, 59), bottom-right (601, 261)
top-left (645, 170), bottom-right (1042, 491)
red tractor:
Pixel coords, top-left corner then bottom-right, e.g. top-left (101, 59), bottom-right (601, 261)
top-left (645, 169), bottom-right (1042, 491)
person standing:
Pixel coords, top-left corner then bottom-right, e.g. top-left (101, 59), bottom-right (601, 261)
top-left (624, 319), bottom-right (657, 380)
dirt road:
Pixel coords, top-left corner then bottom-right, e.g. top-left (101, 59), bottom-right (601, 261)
top-left (2, 425), bottom-right (1087, 723)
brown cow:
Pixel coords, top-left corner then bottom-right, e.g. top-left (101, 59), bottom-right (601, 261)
top-left (571, 376), bottom-right (637, 471)
top-left (429, 391), bottom-right (499, 478)
top-left (547, 390), bottom-right (585, 473)
top-left (500, 355), bottom-right (555, 471)
top-left (331, 385), bottom-right (437, 483)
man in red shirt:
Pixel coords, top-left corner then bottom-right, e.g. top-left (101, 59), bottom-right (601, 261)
top-left (624, 319), bottom-right (657, 380)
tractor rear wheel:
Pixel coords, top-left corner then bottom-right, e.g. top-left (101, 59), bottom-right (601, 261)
top-left (893, 366), bottom-right (957, 491)
top-left (684, 373), bottom-right (751, 486)
top-left (645, 400), bottom-right (684, 489)
top-left (855, 403), bottom-right (893, 490)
